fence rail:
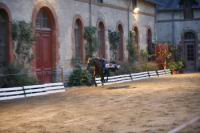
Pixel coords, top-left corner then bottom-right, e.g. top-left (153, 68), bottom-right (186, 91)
top-left (0, 82), bottom-right (65, 101)
top-left (95, 69), bottom-right (171, 86)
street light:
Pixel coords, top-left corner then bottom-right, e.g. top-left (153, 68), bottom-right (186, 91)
top-left (134, 7), bottom-right (140, 13)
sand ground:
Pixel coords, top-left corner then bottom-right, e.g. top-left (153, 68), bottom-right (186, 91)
top-left (0, 73), bottom-right (200, 133)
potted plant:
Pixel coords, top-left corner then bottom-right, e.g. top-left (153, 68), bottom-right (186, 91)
top-left (176, 61), bottom-right (184, 73)
top-left (168, 61), bottom-right (177, 74)
top-left (168, 61), bottom-right (184, 74)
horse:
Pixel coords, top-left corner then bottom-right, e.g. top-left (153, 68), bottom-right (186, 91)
top-left (87, 57), bottom-right (120, 86)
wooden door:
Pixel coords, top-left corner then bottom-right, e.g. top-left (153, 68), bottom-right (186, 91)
top-left (184, 32), bottom-right (196, 71)
top-left (36, 31), bottom-right (53, 83)
top-left (185, 41), bottom-right (196, 71)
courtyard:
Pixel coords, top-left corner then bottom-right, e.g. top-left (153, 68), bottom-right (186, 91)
top-left (0, 73), bottom-right (200, 133)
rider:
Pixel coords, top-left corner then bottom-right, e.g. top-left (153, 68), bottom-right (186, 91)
top-left (101, 58), bottom-right (108, 74)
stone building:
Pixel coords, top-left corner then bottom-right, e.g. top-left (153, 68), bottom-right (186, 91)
top-left (0, 0), bottom-right (157, 83)
top-left (155, 0), bottom-right (200, 71)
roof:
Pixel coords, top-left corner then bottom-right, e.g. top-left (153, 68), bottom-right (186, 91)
top-left (144, 0), bottom-right (163, 5)
top-left (155, 0), bottom-right (200, 10)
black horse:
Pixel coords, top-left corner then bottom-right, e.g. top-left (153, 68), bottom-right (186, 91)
top-left (87, 57), bottom-right (120, 86)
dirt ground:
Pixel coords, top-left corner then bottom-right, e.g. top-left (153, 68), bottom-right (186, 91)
top-left (0, 73), bottom-right (200, 133)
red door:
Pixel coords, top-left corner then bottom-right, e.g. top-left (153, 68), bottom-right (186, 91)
top-left (35, 31), bottom-right (53, 83)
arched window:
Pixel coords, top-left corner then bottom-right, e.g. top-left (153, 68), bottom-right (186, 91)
top-left (36, 8), bottom-right (52, 30)
top-left (0, 9), bottom-right (9, 67)
top-left (74, 19), bottom-right (84, 62)
top-left (184, 32), bottom-right (195, 40)
top-left (118, 24), bottom-right (124, 61)
top-left (133, 26), bottom-right (139, 55)
top-left (98, 21), bottom-right (105, 58)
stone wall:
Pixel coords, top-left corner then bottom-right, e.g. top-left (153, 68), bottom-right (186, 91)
top-left (156, 9), bottom-right (200, 70)
top-left (0, 0), bottom-right (156, 76)
top-left (132, 1), bottom-right (156, 50)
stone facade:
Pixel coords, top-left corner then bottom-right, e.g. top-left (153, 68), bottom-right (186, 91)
top-left (156, 0), bottom-right (200, 71)
top-left (0, 0), bottom-right (156, 81)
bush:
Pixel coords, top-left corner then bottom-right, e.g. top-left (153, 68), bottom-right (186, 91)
top-left (68, 67), bottom-right (92, 87)
top-left (0, 64), bottom-right (38, 88)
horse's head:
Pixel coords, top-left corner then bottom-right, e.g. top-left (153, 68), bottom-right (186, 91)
top-left (87, 57), bottom-right (95, 70)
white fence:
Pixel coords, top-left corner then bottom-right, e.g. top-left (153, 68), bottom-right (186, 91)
top-left (0, 69), bottom-right (171, 101)
top-left (0, 82), bottom-right (65, 101)
top-left (96, 69), bottom-right (171, 86)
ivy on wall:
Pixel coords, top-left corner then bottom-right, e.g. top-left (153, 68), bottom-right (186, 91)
top-left (84, 26), bottom-right (99, 59)
top-left (12, 21), bottom-right (35, 70)
top-left (108, 30), bottom-right (120, 61)
top-left (127, 31), bottom-right (136, 64)
top-left (0, 21), bottom-right (38, 87)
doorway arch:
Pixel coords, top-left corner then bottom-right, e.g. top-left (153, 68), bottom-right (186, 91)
top-left (147, 28), bottom-right (154, 60)
top-left (74, 18), bottom-right (84, 63)
top-left (0, 3), bottom-right (12, 68)
top-left (117, 24), bottom-right (124, 61)
top-left (133, 26), bottom-right (139, 53)
top-left (97, 21), bottom-right (106, 58)
top-left (133, 26), bottom-right (139, 60)
top-left (33, 5), bottom-right (57, 83)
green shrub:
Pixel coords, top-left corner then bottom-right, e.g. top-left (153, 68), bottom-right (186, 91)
top-left (0, 64), bottom-right (38, 88)
top-left (68, 67), bottom-right (92, 86)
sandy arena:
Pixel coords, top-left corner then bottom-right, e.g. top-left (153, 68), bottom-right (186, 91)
top-left (0, 73), bottom-right (200, 133)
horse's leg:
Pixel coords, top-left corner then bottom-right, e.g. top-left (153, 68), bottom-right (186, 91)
top-left (93, 71), bottom-right (97, 87)
top-left (101, 75), bottom-right (104, 87)
top-left (106, 70), bottom-right (109, 82)
top-left (94, 78), bottom-right (97, 87)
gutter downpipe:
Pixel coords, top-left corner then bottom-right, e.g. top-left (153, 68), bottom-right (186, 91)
top-left (89, 0), bottom-right (92, 26)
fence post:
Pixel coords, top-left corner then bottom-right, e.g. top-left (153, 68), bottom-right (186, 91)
top-left (129, 73), bottom-right (133, 81)
top-left (61, 67), bottom-right (64, 83)
top-left (164, 69), bottom-right (167, 75)
top-left (147, 71), bottom-right (150, 78)
top-left (156, 70), bottom-right (159, 77)
top-left (22, 86), bottom-right (26, 98)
